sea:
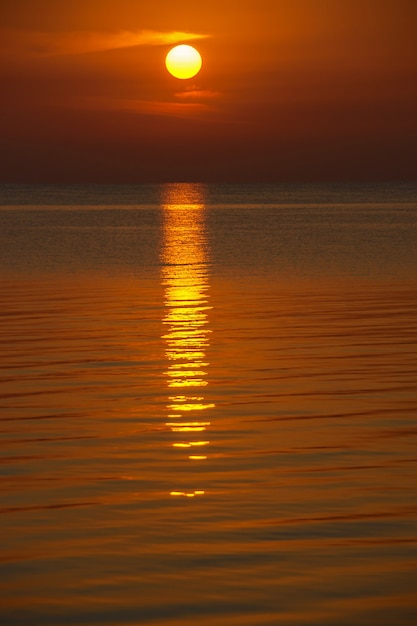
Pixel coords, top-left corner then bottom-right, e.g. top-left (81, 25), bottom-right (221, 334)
top-left (1, 182), bottom-right (416, 625)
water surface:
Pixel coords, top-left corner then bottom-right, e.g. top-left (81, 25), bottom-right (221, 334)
top-left (1, 183), bottom-right (416, 625)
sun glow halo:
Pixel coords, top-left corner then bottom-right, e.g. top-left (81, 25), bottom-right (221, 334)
top-left (165, 45), bottom-right (202, 79)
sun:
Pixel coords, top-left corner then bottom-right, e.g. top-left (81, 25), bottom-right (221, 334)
top-left (165, 45), bottom-right (202, 80)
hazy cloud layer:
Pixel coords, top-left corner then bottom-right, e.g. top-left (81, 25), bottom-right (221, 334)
top-left (1, 29), bottom-right (209, 58)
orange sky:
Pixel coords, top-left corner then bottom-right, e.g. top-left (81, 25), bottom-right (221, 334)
top-left (0, 0), bottom-right (416, 182)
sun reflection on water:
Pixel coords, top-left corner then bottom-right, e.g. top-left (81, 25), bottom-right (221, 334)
top-left (160, 183), bottom-right (214, 497)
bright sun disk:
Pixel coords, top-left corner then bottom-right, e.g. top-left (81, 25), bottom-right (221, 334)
top-left (165, 45), bottom-right (202, 79)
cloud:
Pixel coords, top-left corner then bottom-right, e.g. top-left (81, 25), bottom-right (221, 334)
top-left (175, 90), bottom-right (221, 101)
top-left (48, 89), bottom-right (230, 124)
top-left (55, 95), bottom-right (214, 119)
top-left (122, 99), bottom-right (213, 119)
top-left (1, 29), bottom-right (209, 58)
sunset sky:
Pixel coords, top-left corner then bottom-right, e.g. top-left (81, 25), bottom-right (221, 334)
top-left (1, 0), bottom-right (416, 182)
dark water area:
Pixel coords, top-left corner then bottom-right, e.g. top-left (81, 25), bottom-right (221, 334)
top-left (1, 183), bottom-right (416, 625)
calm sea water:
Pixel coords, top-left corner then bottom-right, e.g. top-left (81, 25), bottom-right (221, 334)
top-left (1, 183), bottom-right (416, 625)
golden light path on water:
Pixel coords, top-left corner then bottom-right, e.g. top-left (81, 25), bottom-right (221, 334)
top-left (161, 184), bottom-right (214, 498)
